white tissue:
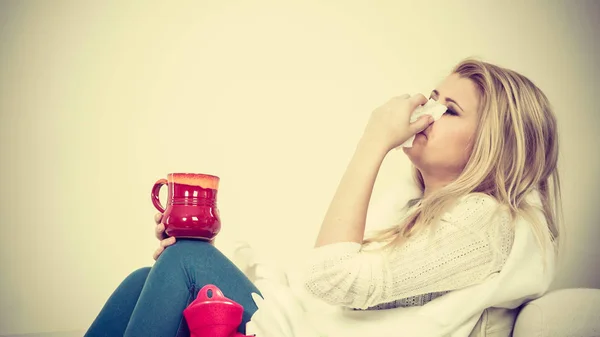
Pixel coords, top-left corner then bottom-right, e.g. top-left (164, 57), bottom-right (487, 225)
top-left (396, 99), bottom-right (447, 149)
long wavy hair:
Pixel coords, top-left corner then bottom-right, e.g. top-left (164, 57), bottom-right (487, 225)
top-left (363, 58), bottom-right (563, 257)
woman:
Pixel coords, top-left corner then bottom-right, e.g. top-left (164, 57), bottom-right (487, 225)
top-left (85, 58), bottom-right (562, 336)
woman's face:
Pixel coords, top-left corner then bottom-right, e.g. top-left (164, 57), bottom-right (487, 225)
top-left (403, 73), bottom-right (481, 178)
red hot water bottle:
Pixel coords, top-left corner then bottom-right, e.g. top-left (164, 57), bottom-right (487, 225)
top-left (183, 284), bottom-right (253, 337)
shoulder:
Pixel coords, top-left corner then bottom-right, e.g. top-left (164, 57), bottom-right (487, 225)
top-left (442, 193), bottom-right (515, 260)
top-left (445, 193), bottom-right (500, 217)
top-left (442, 193), bottom-right (510, 229)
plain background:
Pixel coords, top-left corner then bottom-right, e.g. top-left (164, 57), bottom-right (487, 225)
top-left (1, 1), bottom-right (599, 335)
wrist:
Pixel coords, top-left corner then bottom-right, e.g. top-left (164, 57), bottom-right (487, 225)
top-left (357, 134), bottom-right (391, 156)
top-left (355, 136), bottom-right (390, 162)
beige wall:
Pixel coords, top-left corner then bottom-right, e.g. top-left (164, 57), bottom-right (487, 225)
top-left (1, 1), bottom-right (598, 335)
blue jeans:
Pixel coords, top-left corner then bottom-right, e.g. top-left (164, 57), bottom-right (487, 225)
top-left (84, 240), bottom-right (261, 337)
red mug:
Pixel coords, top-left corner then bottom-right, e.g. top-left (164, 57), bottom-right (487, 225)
top-left (151, 173), bottom-right (221, 240)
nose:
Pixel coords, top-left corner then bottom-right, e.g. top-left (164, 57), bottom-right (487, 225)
top-left (422, 122), bottom-right (434, 137)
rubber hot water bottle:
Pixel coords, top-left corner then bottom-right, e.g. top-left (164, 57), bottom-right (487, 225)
top-left (183, 284), bottom-right (253, 337)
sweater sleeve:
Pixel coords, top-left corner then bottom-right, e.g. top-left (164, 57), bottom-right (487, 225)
top-left (303, 194), bottom-right (515, 310)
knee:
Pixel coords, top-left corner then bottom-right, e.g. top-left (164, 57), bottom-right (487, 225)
top-left (125, 267), bottom-right (151, 284)
top-left (112, 267), bottom-right (151, 293)
top-left (157, 239), bottom-right (231, 270)
top-left (161, 239), bottom-right (221, 261)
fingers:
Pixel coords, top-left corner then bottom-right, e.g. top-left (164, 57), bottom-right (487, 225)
top-left (155, 222), bottom-right (166, 240)
top-left (407, 93), bottom-right (428, 110)
top-left (409, 115), bottom-right (434, 134)
top-left (155, 213), bottom-right (166, 240)
top-left (162, 236), bottom-right (176, 248)
top-left (153, 236), bottom-right (176, 261)
top-left (153, 247), bottom-right (163, 261)
top-left (389, 93), bottom-right (427, 112)
top-left (391, 94), bottom-right (411, 101)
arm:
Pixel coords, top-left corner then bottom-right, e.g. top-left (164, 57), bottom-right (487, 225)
top-left (305, 195), bottom-right (515, 309)
top-left (315, 94), bottom-right (432, 247)
top-left (314, 138), bottom-right (388, 247)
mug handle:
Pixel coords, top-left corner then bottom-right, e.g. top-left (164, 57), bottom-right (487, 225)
top-left (151, 179), bottom-right (168, 213)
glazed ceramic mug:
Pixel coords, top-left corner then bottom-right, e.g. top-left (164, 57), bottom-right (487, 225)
top-left (151, 173), bottom-right (221, 240)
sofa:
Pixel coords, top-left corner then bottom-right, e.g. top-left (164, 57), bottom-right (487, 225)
top-left (465, 287), bottom-right (600, 336)
top-left (512, 287), bottom-right (600, 337)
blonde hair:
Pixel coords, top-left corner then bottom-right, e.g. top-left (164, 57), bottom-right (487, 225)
top-left (364, 58), bottom-right (563, 256)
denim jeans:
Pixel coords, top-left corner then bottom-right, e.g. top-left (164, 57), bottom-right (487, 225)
top-left (84, 239), bottom-right (261, 337)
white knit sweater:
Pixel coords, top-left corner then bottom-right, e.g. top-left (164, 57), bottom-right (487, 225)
top-left (304, 193), bottom-right (515, 310)
top-left (243, 191), bottom-right (556, 337)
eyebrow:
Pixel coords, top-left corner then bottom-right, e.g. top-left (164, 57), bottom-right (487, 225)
top-left (431, 90), bottom-right (464, 112)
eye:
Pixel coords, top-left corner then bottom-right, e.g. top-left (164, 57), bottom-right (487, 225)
top-left (444, 108), bottom-right (458, 116)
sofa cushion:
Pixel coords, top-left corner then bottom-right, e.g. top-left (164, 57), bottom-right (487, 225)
top-left (513, 288), bottom-right (600, 337)
top-left (469, 307), bottom-right (519, 337)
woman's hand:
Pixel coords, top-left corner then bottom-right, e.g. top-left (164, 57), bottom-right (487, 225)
top-left (153, 213), bottom-right (176, 261)
top-left (361, 94), bottom-right (433, 152)
top-left (152, 213), bottom-right (216, 260)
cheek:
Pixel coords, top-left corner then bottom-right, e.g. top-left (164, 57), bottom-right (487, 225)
top-left (431, 123), bottom-right (476, 159)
